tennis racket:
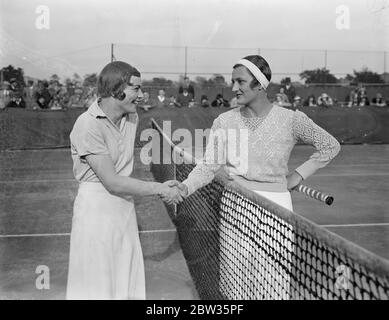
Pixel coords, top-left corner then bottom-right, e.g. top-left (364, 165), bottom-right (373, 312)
top-left (294, 184), bottom-right (334, 205)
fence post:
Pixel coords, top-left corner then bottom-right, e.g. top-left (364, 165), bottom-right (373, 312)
top-left (184, 46), bottom-right (188, 77)
top-left (111, 43), bottom-right (115, 62)
top-left (324, 50), bottom-right (327, 69)
top-left (301, 53), bottom-right (304, 73)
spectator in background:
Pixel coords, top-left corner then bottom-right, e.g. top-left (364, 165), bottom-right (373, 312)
top-left (303, 95), bottom-right (317, 107)
top-left (359, 96), bottom-right (370, 107)
top-left (278, 87), bottom-right (289, 104)
top-left (211, 93), bottom-right (229, 107)
top-left (67, 88), bottom-right (83, 108)
top-left (9, 78), bottom-right (20, 94)
top-left (1, 81), bottom-right (11, 96)
top-left (138, 92), bottom-right (155, 111)
top-left (200, 94), bottom-right (210, 108)
top-left (24, 80), bottom-right (34, 106)
top-left (179, 76), bottom-right (195, 98)
top-left (371, 93), bottom-right (387, 107)
top-left (275, 93), bottom-right (292, 109)
top-left (49, 97), bottom-right (62, 110)
top-left (345, 89), bottom-right (356, 105)
top-left (292, 96), bottom-right (303, 110)
top-left (168, 95), bottom-right (180, 107)
top-left (58, 87), bottom-right (70, 108)
top-left (6, 92), bottom-right (26, 108)
top-left (66, 80), bottom-right (75, 96)
top-left (176, 88), bottom-right (194, 107)
top-left (155, 89), bottom-right (170, 108)
top-left (282, 77), bottom-right (296, 103)
top-left (348, 94), bottom-right (359, 107)
top-left (83, 87), bottom-right (97, 109)
top-left (229, 96), bottom-right (239, 108)
top-left (49, 81), bottom-right (62, 106)
top-left (317, 93), bottom-right (333, 107)
top-left (357, 85), bottom-right (368, 102)
top-left (49, 80), bottom-right (60, 96)
top-left (34, 81), bottom-right (52, 109)
top-left (0, 81), bottom-right (11, 109)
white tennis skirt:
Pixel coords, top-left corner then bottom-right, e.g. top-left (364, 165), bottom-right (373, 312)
top-left (253, 190), bottom-right (293, 211)
top-left (66, 182), bottom-right (145, 300)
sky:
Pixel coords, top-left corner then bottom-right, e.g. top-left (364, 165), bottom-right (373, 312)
top-left (0, 0), bottom-right (388, 82)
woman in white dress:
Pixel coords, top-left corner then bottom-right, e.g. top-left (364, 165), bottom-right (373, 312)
top-left (67, 61), bottom-right (182, 300)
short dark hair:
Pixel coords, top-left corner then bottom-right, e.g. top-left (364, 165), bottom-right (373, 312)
top-left (233, 55), bottom-right (271, 89)
top-left (97, 61), bottom-right (140, 98)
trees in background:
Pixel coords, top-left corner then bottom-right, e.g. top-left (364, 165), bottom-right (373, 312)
top-left (0, 65), bottom-right (26, 88)
top-left (142, 77), bottom-right (174, 88)
top-left (195, 74), bottom-right (227, 88)
top-left (83, 73), bottom-right (97, 88)
top-left (299, 68), bottom-right (338, 84)
top-left (346, 67), bottom-right (385, 84)
top-left (49, 74), bottom-right (60, 83)
top-left (1, 65), bottom-right (387, 96)
top-left (300, 67), bottom-right (387, 85)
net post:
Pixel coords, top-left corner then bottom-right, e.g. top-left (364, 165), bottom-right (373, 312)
top-left (173, 150), bottom-right (177, 216)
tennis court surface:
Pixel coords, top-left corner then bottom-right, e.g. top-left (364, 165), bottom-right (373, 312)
top-left (0, 144), bottom-right (388, 299)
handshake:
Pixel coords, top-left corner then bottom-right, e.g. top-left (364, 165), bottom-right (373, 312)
top-left (157, 180), bottom-right (189, 205)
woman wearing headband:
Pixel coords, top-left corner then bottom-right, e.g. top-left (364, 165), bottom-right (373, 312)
top-left (175, 55), bottom-right (340, 211)
top-left (170, 55), bottom-right (340, 299)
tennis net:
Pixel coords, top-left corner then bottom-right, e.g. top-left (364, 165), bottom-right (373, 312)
top-left (150, 118), bottom-right (389, 300)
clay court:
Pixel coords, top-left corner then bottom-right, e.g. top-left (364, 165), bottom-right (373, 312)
top-left (0, 142), bottom-right (388, 299)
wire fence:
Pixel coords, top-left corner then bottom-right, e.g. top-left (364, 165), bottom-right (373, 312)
top-left (112, 44), bottom-right (388, 82)
top-left (1, 29), bottom-right (387, 82)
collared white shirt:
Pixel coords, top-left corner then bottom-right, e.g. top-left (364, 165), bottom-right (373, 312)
top-left (70, 99), bottom-right (138, 182)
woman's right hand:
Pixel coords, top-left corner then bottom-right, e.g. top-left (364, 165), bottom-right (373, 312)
top-left (157, 181), bottom-right (184, 205)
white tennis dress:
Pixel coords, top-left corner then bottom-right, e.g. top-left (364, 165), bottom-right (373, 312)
top-left (66, 100), bottom-right (145, 300)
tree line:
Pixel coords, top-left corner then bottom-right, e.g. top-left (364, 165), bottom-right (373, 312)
top-left (1, 64), bottom-right (387, 91)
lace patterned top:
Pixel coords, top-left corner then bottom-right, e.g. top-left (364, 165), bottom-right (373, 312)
top-left (183, 105), bottom-right (341, 195)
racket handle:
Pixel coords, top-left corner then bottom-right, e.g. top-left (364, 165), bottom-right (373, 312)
top-left (295, 184), bottom-right (334, 206)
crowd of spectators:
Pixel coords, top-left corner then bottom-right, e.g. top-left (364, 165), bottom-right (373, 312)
top-left (273, 81), bottom-right (389, 110)
top-left (1, 75), bottom-right (389, 112)
top-left (139, 77), bottom-right (231, 111)
top-left (0, 78), bottom-right (97, 110)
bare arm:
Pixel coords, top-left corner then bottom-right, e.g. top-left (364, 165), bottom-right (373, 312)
top-left (85, 154), bottom-right (181, 201)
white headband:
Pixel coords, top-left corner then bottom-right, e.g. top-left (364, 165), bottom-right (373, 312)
top-left (236, 59), bottom-right (270, 90)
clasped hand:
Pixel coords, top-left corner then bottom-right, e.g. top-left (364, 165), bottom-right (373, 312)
top-left (158, 180), bottom-right (188, 205)
top-left (286, 171), bottom-right (303, 191)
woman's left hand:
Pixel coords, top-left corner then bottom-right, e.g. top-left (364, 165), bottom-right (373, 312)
top-left (286, 171), bottom-right (303, 191)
